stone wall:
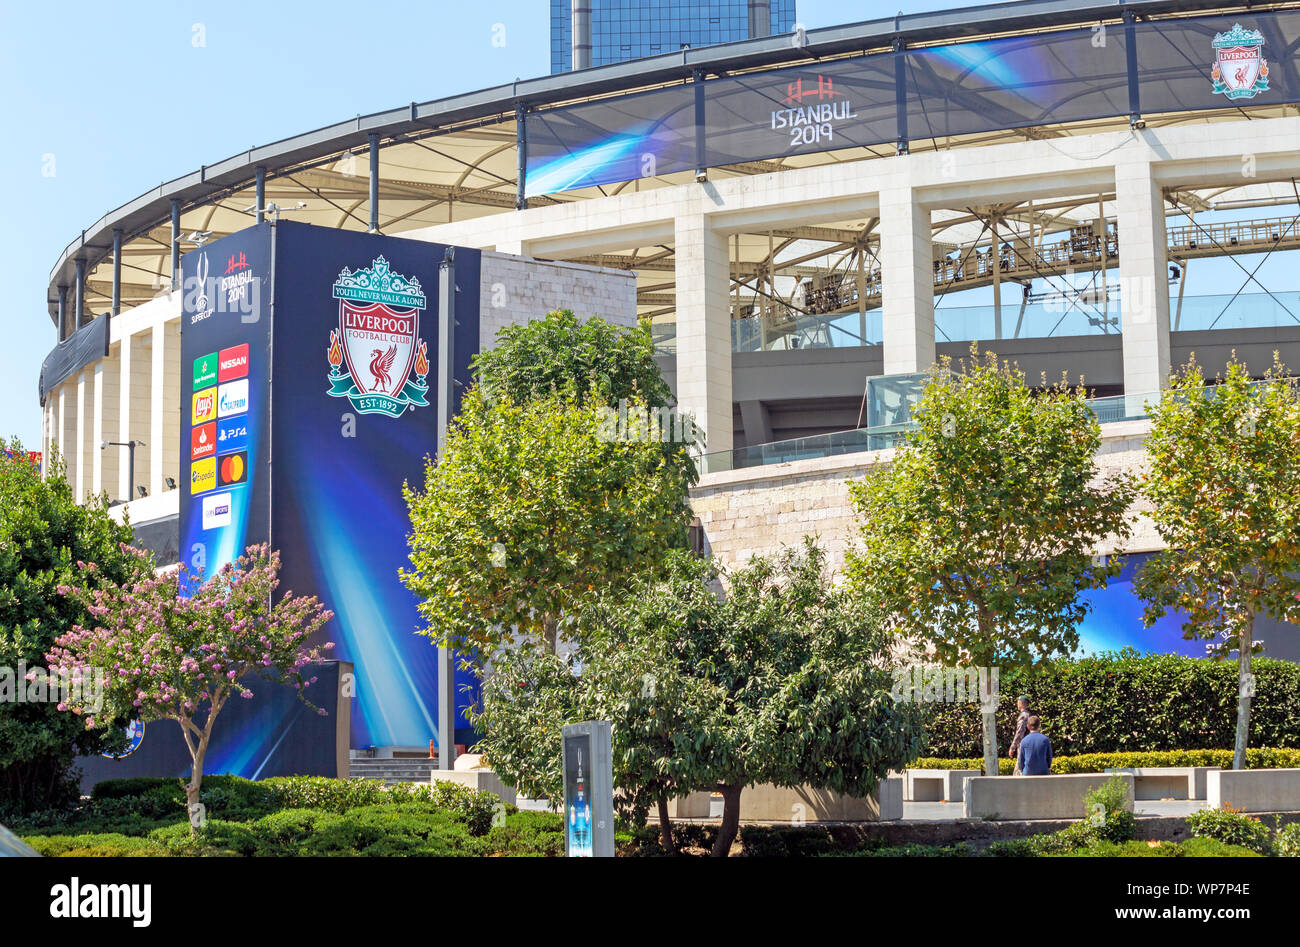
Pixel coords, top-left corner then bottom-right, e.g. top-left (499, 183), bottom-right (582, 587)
top-left (478, 251), bottom-right (637, 350)
top-left (690, 420), bottom-right (1161, 579)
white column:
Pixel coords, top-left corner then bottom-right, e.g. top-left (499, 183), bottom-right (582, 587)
top-left (92, 362), bottom-right (104, 496)
top-left (161, 322), bottom-right (181, 493)
top-left (56, 385), bottom-right (69, 474)
top-left (879, 184), bottom-right (935, 376)
top-left (94, 346), bottom-right (121, 501)
top-left (150, 322), bottom-right (165, 498)
top-left (674, 211), bottom-right (733, 460)
top-left (75, 372), bottom-right (89, 501)
top-left (1116, 159), bottom-right (1171, 406)
top-left (119, 331), bottom-right (133, 501)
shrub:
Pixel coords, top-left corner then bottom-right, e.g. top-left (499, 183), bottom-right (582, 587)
top-left (1082, 775), bottom-right (1136, 843)
top-left (920, 650), bottom-right (1300, 757)
top-left (1272, 822), bottom-right (1300, 857)
top-left (21, 832), bottom-right (169, 857)
top-left (484, 810), bottom-right (564, 857)
top-left (908, 748), bottom-right (1300, 774)
top-left (738, 825), bottom-right (837, 857)
top-left (1186, 807), bottom-right (1274, 854)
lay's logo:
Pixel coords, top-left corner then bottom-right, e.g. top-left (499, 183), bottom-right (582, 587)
top-left (192, 389), bottom-right (217, 425)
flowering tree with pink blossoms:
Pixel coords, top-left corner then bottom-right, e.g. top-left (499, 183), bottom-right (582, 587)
top-left (48, 544), bottom-right (333, 828)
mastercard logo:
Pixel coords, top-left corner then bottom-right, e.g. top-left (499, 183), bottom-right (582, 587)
top-left (218, 450), bottom-right (248, 486)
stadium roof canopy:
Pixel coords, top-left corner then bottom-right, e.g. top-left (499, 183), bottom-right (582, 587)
top-left (45, 0), bottom-right (1300, 326)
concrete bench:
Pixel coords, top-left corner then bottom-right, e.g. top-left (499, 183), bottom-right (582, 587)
top-left (1104, 766), bottom-right (1220, 800)
top-left (904, 769), bottom-right (980, 803)
top-left (1207, 767), bottom-right (1300, 813)
top-left (431, 765), bottom-right (517, 806)
top-left (739, 776), bottom-right (903, 822)
top-left (964, 772), bottom-right (1134, 821)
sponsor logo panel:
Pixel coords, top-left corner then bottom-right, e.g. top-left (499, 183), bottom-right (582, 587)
top-left (217, 379), bottom-right (249, 418)
top-left (201, 492), bottom-right (233, 529)
top-left (190, 457), bottom-right (217, 495)
top-left (216, 415), bottom-right (248, 454)
top-left (192, 388), bottom-right (217, 425)
top-left (218, 343), bottom-right (249, 382)
top-left (218, 451), bottom-right (248, 487)
top-left (193, 353), bottom-right (217, 389)
top-left (191, 422), bottom-right (217, 461)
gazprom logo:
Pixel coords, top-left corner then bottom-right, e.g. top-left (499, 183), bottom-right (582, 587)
top-left (217, 379), bottom-right (249, 418)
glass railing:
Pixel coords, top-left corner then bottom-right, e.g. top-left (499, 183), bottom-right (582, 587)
top-left (651, 292), bottom-right (1300, 356)
top-left (701, 389), bottom-right (1161, 474)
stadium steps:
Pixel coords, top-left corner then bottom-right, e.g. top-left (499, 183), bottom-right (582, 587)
top-left (348, 758), bottom-right (443, 785)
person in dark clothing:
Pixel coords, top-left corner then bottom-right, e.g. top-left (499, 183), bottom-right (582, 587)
top-left (1016, 716), bottom-right (1053, 776)
top-left (1008, 696), bottom-right (1033, 774)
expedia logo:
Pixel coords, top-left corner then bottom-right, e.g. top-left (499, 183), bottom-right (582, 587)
top-left (190, 457), bottom-right (216, 495)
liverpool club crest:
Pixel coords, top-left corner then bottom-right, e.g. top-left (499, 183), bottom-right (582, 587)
top-left (326, 256), bottom-right (430, 418)
top-left (1211, 23), bottom-right (1269, 101)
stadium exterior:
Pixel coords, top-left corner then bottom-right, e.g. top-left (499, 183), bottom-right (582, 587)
top-left (37, 0), bottom-right (1300, 592)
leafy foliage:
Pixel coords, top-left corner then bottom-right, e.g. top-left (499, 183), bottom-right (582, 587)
top-left (1137, 355), bottom-right (1300, 767)
top-left (0, 442), bottom-right (150, 814)
top-left (846, 349), bottom-right (1134, 775)
top-left (917, 650), bottom-right (1300, 757)
top-left (403, 386), bottom-right (695, 656)
top-left (471, 309), bottom-right (674, 410)
top-left (1185, 806), bottom-right (1275, 854)
top-left (470, 540), bottom-right (925, 856)
top-left (47, 545), bottom-right (333, 816)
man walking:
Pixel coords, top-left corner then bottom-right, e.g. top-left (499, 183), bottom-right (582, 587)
top-left (1016, 716), bottom-right (1053, 776)
top-left (1008, 695), bottom-right (1033, 774)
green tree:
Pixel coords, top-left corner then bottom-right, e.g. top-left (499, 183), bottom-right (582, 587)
top-left (845, 350), bottom-right (1134, 779)
top-left (471, 541), bottom-right (925, 857)
top-left (403, 388), bottom-right (694, 656)
top-left (49, 545), bottom-right (333, 830)
top-left (0, 442), bottom-right (149, 815)
top-left (471, 308), bottom-right (673, 409)
top-left (1136, 355), bottom-right (1300, 770)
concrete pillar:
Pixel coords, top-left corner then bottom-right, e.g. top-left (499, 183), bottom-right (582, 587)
top-left (879, 184), bottom-right (935, 376)
top-left (150, 323), bottom-right (165, 498)
top-left (674, 212), bottom-right (733, 460)
top-left (161, 322), bottom-right (181, 494)
top-left (1115, 159), bottom-right (1171, 405)
top-left (75, 372), bottom-right (89, 500)
top-left (56, 384), bottom-right (71, 475)
top-left (123, 332), bottom-right (152, 500)
top-left (93, 346), bottom-right (121, 500)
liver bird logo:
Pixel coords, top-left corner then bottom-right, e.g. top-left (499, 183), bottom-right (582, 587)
top-left (369, 345), bottom-right (397, 392)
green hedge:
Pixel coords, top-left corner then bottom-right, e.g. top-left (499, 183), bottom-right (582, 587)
top-left (919, 651), bottom-right (1300, 757)
top-left (909, 747), bottom-right (1300, 774)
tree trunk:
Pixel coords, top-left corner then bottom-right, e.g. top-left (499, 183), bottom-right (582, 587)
top-left (1233, 613), bottom-right (1255, 771)
top-left (543, 614), bottom-right (558, 654)
top-left (656, 795), bottom-right (676, 854)
top-left (982, 708), bottom-right (999, 777)
top-left (711, 784), bottom-right (743, 857)
top-left (186, 735), bottom-right (208, 836)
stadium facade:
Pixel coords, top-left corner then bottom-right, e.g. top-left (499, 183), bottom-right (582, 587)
top-left (36, 0), bottom-right (1300, 639)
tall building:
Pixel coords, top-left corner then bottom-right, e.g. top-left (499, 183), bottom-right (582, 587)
top-left (551, 0), bottom-right (797, 73)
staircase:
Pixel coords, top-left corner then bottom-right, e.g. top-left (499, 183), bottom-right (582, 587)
top-left (348, 757), bottom-right (444, 786)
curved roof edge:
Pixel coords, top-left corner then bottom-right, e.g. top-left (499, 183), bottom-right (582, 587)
top-left (45, 0), bottom-right (1242, 321)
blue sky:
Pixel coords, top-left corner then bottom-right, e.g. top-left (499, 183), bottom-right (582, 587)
top-left (2, 1), bottom-right (1296, 447)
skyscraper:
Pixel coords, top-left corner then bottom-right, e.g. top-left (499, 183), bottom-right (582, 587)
top-left (551, 0), bottom-right (797, 73)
